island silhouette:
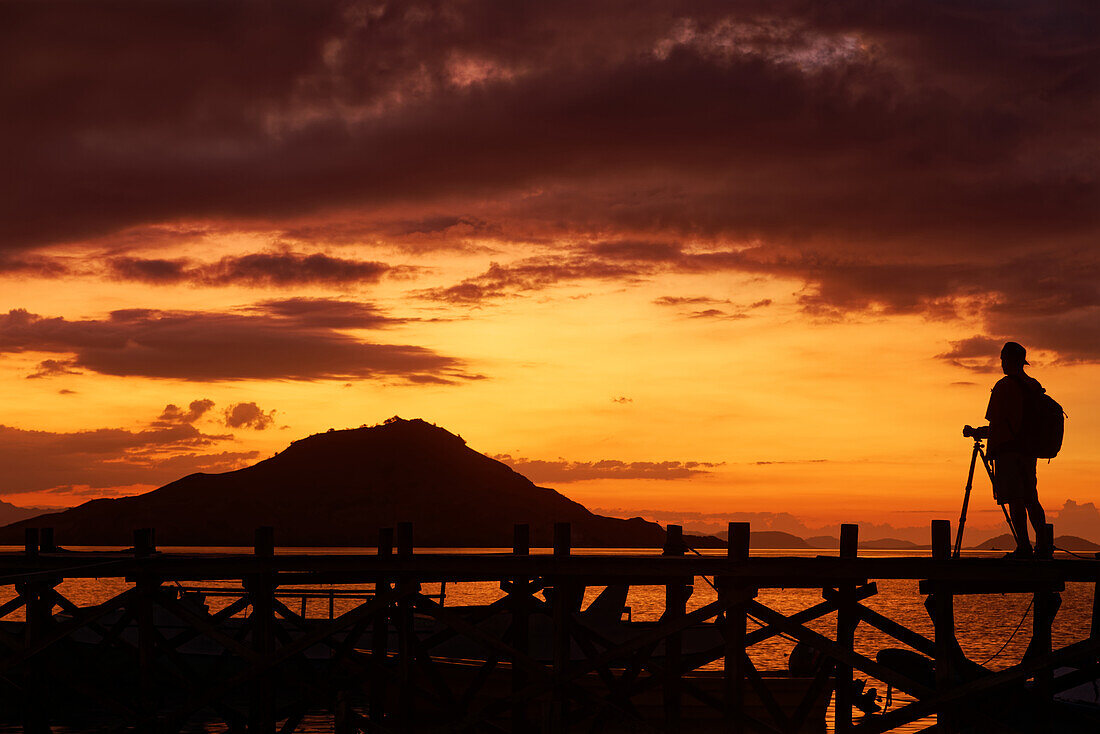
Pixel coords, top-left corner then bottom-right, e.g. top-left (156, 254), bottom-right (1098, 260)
top-left (0, 417), bottom-right (714, 548)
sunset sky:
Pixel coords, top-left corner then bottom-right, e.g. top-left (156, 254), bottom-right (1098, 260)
top-left (2, 1), bottom-right (1098, 540)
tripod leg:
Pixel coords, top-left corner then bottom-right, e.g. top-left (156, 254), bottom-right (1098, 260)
top-left (954, 443), bottom-right (981, 558)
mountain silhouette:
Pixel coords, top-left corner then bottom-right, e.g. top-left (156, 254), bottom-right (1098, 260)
top-left (0, 418), bottom-right (684, 548)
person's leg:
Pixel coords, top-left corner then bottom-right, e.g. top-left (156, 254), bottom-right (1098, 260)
top-left (1026, 499), bottom-right (1046, 537)
top-left (1008, 501), bottom-right (1032, 553)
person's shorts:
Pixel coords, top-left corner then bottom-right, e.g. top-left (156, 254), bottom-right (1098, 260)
top-left (992, 452), bottom-right (1038, 505)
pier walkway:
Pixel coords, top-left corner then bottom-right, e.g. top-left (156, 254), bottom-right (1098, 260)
top-left (0, 521), bottom-right (1097, 733)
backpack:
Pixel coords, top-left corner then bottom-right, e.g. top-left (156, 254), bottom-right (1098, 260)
top-left (1010, 375), bottom-right (1066, 459)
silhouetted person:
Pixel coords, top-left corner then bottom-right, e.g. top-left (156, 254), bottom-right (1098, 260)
top-left (967, 342), bottom-right (1047, 558)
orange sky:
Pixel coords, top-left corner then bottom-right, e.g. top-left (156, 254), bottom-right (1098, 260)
top-left (1, 2), bottom-right (1098, 541)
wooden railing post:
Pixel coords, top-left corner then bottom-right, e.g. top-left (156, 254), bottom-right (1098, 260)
top-left (396, 522), bottom-right (415, 731)
top-left (370, 528), bottom-right (394, 729)
top-left (134, 527), bottom-right (156, 558)
top-left (134, 528), bottom-right (161, 730)
top-left (834, 523), bottom-right (859, 734)
top-left (248, 526), bottom-right (276, 734)
top-left (38, 528), bottom-right (55, 554)
top-left (663, 524), bottom-right (688, 734)
top-left (511, 523), bottom-right (531, 733)
top-left (1032, 522), bottom-right (1059, 734)
top-left (21, 527), bottom-right (50, 734)
top-left (930, 519), bottom-right (958, 734)
top-left (723, 521), bottom-right (750, 733)
top-left (551, 522), bottom-right (571, 732)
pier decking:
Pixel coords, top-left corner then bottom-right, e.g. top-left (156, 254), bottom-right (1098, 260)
top-left (1, 521), bottom-right (1098, 733)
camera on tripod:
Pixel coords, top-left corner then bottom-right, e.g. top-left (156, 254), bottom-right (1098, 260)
top-left (962, 424), bottom-right (988, 440)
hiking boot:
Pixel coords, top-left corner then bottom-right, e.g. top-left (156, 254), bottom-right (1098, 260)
top-left (1035, 544), bottom-right (1053, 560)
top-left (1003, 547), bottom-right (1033, 559)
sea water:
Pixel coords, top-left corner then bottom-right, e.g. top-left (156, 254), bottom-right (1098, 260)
top-left (0, 547), bottom-right (1091, 733)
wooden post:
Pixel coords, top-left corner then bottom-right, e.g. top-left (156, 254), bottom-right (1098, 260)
top-left (134, 528), bottom-right (160, 730)
top-left (370, 528), bottom-right (394, 729)
top-left (1040, 523), bottom-right (1054, 559)
top-left (834, 523), bottom-right (858, 734)
top-left (663, 525), bottom-right (688, 734)
top-left (511, 523), bottom-right (531, 733)
top-left (1031, 587), bottom-right (1057, 734)
top-left (395, 522), bottom-right (414, 730)
top-left (21, 528), bottom-right (55, 734)
top-left (551, 522), bottom-right (571, 732)
top-left (249, 527), bottom-right (276, 734)
top-left (930, 520), bottom-right (957, 734)
top-left (723, 522), bottom-right (750, 733)
top-left (134, 527), bottom-right (156, 557)
top-left (38, 528), bottom-right (55, 554)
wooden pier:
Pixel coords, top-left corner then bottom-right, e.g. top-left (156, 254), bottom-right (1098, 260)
top-left (1, 520), bottom-right (1098, 733)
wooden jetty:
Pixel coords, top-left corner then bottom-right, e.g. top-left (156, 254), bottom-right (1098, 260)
top-left (0, 520), bottom-right (1098, 733)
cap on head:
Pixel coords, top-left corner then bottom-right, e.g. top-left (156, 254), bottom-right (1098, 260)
top-left (1000, 341), bottom-right (1029, 366)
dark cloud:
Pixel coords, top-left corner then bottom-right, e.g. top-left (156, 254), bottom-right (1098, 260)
top-left (418, 258), bottom-right (648, 303)
top-left (0, 422), bottom-right (248, 497)
top-left (26, 359), bottom-right (81, 380)
top-left (1, 1), bottom-right (1096, 367)
top-left (493, 454), bottom-right (722, 482)
top-left (251, 298), bottom-right (402, 329)
top-left (223, 402), bottom-right (276, 430)
top-left (4, 1), bottom-right (1094, 254)
top-left (1052, 500), bottom-right (1100, 542)
top-left (0, 255), bottom-right (70, 277)
top-left (688, 308), bottom-right (746, 320)
top-left (106, 251), bottom-right (401, 287)
top-left (0, 303), bottom-right (477, 382)
top-left (153, 399), bottom-right (215, 427)
top-left (654, 296), bottom-right (730, 307)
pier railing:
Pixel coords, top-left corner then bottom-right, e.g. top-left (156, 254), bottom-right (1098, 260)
top-left (0, 520), bottom-right (1098, 733)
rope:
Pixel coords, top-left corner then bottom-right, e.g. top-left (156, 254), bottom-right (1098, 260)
top-left (1053, 544), bottom-right (1095, 560)
top-left (976, 597), bottom-right (1033, 667)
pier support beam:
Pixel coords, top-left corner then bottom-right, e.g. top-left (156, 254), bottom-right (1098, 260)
top-left (551, 522), bottom-right (572, 733)
top-left (834, 523), bottom-right (859, 734)
top-left (248, 526), bottom-right (276, 734)
top-left (510, 523), bottom-right (531, 734)
top-left (134, 529), bottom-right (161, 733)
top-left (662, 524), bottom-right (689, 734)
top-left (21, 528), bottom-right (52, 734)
top-left (369, 528), bottom-right (394, 730)
top-left (929, 519), bottom-right (960, 734)
top-left (722, 522), bottom-right (750, 733)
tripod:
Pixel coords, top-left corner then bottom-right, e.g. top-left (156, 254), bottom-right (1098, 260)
top-left (954, 436), bottom-right (1018, 558)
